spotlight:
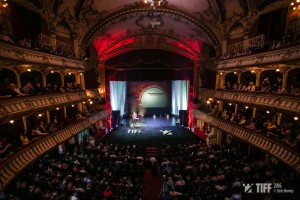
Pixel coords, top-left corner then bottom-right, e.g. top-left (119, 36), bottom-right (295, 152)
top-left (153, 114), bottom-right (156, 119)
top-left (9, 120), bottom-right (14, 124)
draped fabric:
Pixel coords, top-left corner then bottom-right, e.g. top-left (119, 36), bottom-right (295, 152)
top-left (109, 81), bottom-right (127, 116)
top-left (172, 80), bottom-right (188, 115)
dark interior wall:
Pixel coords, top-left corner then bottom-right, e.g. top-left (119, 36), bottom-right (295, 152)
top-left (10, 2), bottom-right (42, 41)
top-left (255, 7), bottom-right (287, 42)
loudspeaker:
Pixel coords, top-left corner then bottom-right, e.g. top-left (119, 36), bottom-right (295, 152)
top-left (112, 110), bottom-right (120, 128)
top-left (179, 110), bottom-right (188, 126)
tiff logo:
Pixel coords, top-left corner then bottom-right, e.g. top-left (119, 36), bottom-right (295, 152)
top-left (243, 183), bottom-right (272, 193)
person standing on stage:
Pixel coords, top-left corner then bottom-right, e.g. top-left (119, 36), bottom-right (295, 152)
top-left (132, 111), bottom-right (137, 126)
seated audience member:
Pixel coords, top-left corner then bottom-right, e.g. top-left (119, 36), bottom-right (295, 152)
top-left (267, 121), bottom-right (277, 132)
top-left (169, 186), bottom-right (182, 197)
top-left (38, 121), bottom-right (48, 133)
top-left (22, 82), bottom-right (35, 95)
top-left (245, 119), bottom-right (256, 130)
top-left (240, 83), bottom-right (247, 91)
top-left (34, 83), bottom-right (46, 94)
top-left (232, 82), bottom-right (239, 90)
top-left (15, 83), bottom-right (25, 96)
top-left (4, 83), bottom-right (22, 97)
top-left (20, 131), bottom-right (30, 145)
top-left (245, 82), bottom-right (256, 92)
top-left (33, 125), bottom-right (49, 137)
top-left (261, 77), bottom-right (271, 92)
top-left (290, 85), bottom-right (300, 96)
top-left (239, 116), bottom-right (247, 125)
top-left (272, 85), bottom-right (287, 95)
top-left (229, 113), bottom-right (236, 123)
top-left (76, 112), bottom-right (85, 121)
top-left (102, 186), bottom-right (113, 197)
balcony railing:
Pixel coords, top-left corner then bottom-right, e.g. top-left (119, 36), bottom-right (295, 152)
top-left (217, 45), bottom-right (300, 69)
top-left (0, 41), bottom-right (84, 69)
top-left (192, 109), bottom-right (300, 173)
top-left (213, 90), bottom-right (300, 115)
top-left (0, 110), bottom-right (108, 189)
top-left (0, 91), bottom-right (89, 121)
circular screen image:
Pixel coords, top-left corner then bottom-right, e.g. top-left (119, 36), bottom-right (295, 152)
top-left (140, 86), bottom-right (167, 108)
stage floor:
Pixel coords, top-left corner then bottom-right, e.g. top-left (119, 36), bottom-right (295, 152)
top-left (102, 117), bottom-right (200, 147)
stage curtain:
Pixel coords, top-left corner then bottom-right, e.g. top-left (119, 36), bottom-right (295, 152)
top-left (172, 80), bottom-right (188, 115)
top-left (109, 81), bottom-right (127, 116)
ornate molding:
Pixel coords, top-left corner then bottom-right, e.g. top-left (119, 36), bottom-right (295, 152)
top-left (0, 42), bottom-right (84, 70)
top-left (217, 45), bottom-right (300, 69)
top-left (213, 90), bottom-right (300, 115)
top-left (192, 109), bottom-right (300, 172)
top-left (0, 91), bottom-right (89, 122)
top-left (0, 111), bottom-right (108, 188)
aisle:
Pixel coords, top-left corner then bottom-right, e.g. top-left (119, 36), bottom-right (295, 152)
top-left (143, 169), bottom-right (163, 200)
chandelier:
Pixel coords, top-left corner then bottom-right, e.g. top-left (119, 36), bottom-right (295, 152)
top-left (143, 0), bottom-right (163, 10)
top-left (290, 0), bottom-right (300, 10)
top-left (0, 0), bottom-right (8, 8)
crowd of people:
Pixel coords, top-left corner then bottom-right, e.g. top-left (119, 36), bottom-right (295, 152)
top-left (5, 141), bottom-right (145, 200)
top-left (0, 100), bottom-right (102, 163)
top-left (156, 142), bottom-right (298, 200)
top-left (197, 101), bottom-right (300, 150)
top-left (221, 76), bottom-right (300, 96)
top-left (0, 81), bottom-right (82, 98)
top-left (222, 30), bottom-right (296, 60)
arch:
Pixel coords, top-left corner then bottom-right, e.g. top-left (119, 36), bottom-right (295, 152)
top-left (225, 72), bottom-right (238, 89)
top-left (80, 6), bottom-right (222, 57)
top-left (240, 71), bottom-right (256, 86)
top-left (260, 69), bottom-right (282, 87)
top-left (287, 68), bottom-right (300, 89)
top-left (64, 73), bottom-right (76, 86)
top-left (20, 70), bottom-right (43, 88)
top-left (46, 72), bottom-right (62, 87)
top-left (228, 22), bottom-right (245, 40)
top-left (0, 68), bottom-right (17, 94)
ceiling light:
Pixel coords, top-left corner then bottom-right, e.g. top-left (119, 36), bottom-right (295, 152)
top-left (9, 120), bottom-right (14, 124)
top-left (294, 117), bottom-right (299, 121)
top-left (68, 72), bottom-right (71, 75)
top-left (251, 70), bottom-right (255, 73)
top-left (207, 101), bottom-right (210, 104)
top-left (72, 104), bottom-right (75, 107)
top-left (234, 72), bottom-right (237, 74)
top-left (27, 69), bottom-right (31, 72)
top-left (229, 103), bottom-right (232, 106)
top-left (276, 69), bottom-right (280, 72)
top-left (38, 114), bottom-right (42, 117)
top-left (51, 70), bottom-right (54, 73)
top-left (56, 107), bottom-right (59, 110)
top-left (266, 111), bottom-right (270, 114)
top-left (143, 0), bottom-right (163, 10)
top-left (245, 106), bottom-right (248, 109)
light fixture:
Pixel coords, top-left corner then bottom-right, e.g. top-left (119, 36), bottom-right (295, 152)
top-left (9, 120), bottom-right (14, 124)
top-left (220, 72), bottom-right (223, 75)
top-left (83, 101), bottom-right (86, 104)
top-left (71, 104), bottom-right (75, 107)
top-left (207, 101), bottom-right (210, 104)
top-left (294, 116), bottom-right (299, 121)
top-left (234, 72), bottom-right (237, 74)
top-left (290, 1), bottom-right (300, 10)
top-left (1, 0), bottom-right (8, 8)
top-left (80, 73), bottom-right (83, 76)
top-left (276, 68), bottom-right (280, 72)
top-left (27, 69), bottom-right (31, 72)
top-left (56, 107), bottom-right (59, 110)
top-left (251, 70), bottom-right (255, 73)
top-left (229, 103), bottom-right (232, 106)
top-left (266, 111), bottom-right (270, 114)
top-left (89, 101), bottom-right (93, 105)
top-left (38, 114), bottom-right (42, 117)
top-left (245, 106), bottom-right (248, 109)
top-left (143, 0), bottom-right (164, 10)
top-left (51, 70), bottom-right (54, 73)
top-left (68, 72), bottom-right (71, 75)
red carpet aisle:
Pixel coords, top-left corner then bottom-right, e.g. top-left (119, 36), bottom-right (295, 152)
top-left (143, 169), bottom-right (163, 200)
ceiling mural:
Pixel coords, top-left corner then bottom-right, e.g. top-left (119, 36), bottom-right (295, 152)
top-left (11, 0), bottom-right (289, 63)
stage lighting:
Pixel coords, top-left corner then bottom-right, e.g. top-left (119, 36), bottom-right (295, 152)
top-left (153, 114), bottom-right (156, 119)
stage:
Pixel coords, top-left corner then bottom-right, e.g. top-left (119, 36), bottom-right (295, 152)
top-left (101, 116), bottom-right (201, 147)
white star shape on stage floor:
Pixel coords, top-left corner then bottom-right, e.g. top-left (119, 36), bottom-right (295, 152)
top-left (160, 130), bottom-right (172, 135)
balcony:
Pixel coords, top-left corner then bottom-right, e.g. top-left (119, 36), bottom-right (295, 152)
top-left (0, 41), bottom-right (84, 69)
top-left (213, 90), bottom-right (300, 115)
top-left (192, 109), bottom-right (300, 173)
top-left (0, 110), bottom-right (108, 188)
top-left (217, 45), bottom-right (300, 69)
top-left (0, 91), bottom-right (89, 121)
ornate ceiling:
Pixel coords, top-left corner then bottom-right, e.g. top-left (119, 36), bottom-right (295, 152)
top-left (12, 0), bottom-right (287, 63)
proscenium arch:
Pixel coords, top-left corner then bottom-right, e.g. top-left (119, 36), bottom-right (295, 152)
top-left (79, 5), bottom-right (222, 56)
top-left (101, 33), bottom-right (201, 61)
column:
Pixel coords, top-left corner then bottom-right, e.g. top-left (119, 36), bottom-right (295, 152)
top-left (252, 108), bottom-right (257, 119)
top-left (219, 72), bottom-right (225, 89)
top-left (277, 113), bottom-right (282, 126)
top-left (255, 70), bottom-right (262, 87)
top-left (78, 102), bottom-right (83, 112)
top-left (63, 106), bottom-right (67, 118)
top-left (41, 72), bottom-right (47, 87)
top-left (234, 104), bottom-right (239, 115)
top-left (22, 116), bottom-right (27, 132)
top-left (237, 72), bottom-right (242, 84)
top-left (215, 73), bottom-right (220, 90)
top-left (282, 68), bottom-right (290, 89)
top-left (193, 60), bottom-right (199, 98)
top-left (61, 73), bottom-right (65, 86)
top-left (73, 38), bottom-right (79, 58)
top-left (80, 73), bottom-right (85, 90)
top-left (46, 110), bottom-right (50, 124)
top-left (218, 101), bottom-right (223, 112)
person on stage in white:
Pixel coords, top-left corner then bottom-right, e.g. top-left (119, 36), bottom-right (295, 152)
top-left (132, 111), bottom-right (137, 126)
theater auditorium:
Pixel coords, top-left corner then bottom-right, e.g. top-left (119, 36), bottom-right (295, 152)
top-left (0, 0), bottom-right (300, 199)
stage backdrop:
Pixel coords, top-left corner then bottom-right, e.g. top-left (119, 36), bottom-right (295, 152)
top-left (127, 81), bottom-right (171, 116)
